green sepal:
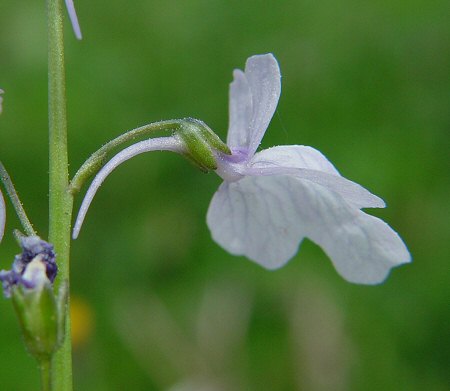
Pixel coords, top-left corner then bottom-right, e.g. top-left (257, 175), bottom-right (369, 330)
top-left (188, 118), bottom-right (231, 155)
top-left (176, 118), bottom-right (231, 172)
top-left (11, 281), bottom-right (59, 362)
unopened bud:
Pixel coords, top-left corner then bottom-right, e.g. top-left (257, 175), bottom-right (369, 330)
top-left (0, 236), bottom-right (66, 362)
top-left (11, 257), bottom-right (59, 361)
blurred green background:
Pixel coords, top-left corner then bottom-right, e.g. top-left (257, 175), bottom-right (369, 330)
top-left (1, 0), bottom-right (449, 390)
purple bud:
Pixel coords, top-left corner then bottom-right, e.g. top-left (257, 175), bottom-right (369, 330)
top-left (0, 236), bottom-right (58, 297)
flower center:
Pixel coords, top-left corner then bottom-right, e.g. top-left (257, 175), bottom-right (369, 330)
top-left (215, 148), bottom-right (249, 182)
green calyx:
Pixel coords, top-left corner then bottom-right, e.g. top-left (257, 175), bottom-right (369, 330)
top-left (176, 118), bottom-right (231, 172)
top-left (11, 270), bottom-right (68, 362)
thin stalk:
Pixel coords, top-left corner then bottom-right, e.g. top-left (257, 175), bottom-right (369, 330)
top-left (69, 117), bottom-right (227, 194)
top-left (69, 119), bottom-right (184, 193)
top-left (47, 0), bottom-right (73, 390)
top-left (0, 162), bottom-right (36, 236)
top-left (40, 359), bottom-right (51, 391)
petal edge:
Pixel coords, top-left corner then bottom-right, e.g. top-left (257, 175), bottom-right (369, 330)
top-left (207, 175), bottom-right (410, 284)
top-left (249, 146), bottom-right (385, 209)
top-left (245, 54), bottom-right (281, 156)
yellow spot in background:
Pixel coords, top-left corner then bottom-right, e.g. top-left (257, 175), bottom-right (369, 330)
top-left (70, 296), bottom-right (94, 349)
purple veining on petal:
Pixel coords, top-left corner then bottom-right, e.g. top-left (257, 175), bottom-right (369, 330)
top-left (222, 148), bottom-right (250, 163)
top-left (215, 149), bottom-right (249, 182)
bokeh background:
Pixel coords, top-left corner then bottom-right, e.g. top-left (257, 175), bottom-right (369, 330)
top-left (1, 1), bottom-right (449, 390)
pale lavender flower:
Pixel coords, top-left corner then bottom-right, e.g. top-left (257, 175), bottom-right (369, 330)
top-left (65, 0), bottom-right (82, 40)
top-left (72, 54), bottom-right (410, 284)
top-left (207, 53), bottom-right (410, 284)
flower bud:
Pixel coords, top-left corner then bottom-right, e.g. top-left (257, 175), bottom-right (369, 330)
top-left (176, 118), bottom-right (231, 172)
top-left (11, 257), bottom-right (59, 361)
top-left (0, 236), bottom-right (66, 362)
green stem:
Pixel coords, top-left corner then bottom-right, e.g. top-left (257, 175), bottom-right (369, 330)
top-left (69, 119), bottom-right (184, 193)
top-left (69, 117), bottom-right (229, 193)
top-left (47, 0), bottom-right (73, 390)
top-left (0, 161), bottom-right (36, 236)
top-left (40, 359), bottom-right (51, 391)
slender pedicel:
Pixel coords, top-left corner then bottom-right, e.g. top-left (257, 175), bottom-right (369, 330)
top-left (69, 120), bottom-right (184, 194)
top-left (73, 136), bottom-right (184, 239)
top-left (0, 162), bottom-right (36, 236)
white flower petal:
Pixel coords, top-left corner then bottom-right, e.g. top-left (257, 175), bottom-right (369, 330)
top-left (0, 190), bottom-right (5, 243)
top-left (227, 70), bottom-right (253, 152)
top-left (207, 175), bottom-right (409, 284)
top-left (73, 136), bottom-right (183, 239)
top-left (22, 256), bottom-right (50, 289)
top-left (65, 0), bottom-right (82, 40)
top-left (317, 208), bottom-right (411, 284)
top-left (245, 54), bottom-right (281, 156)
top-left (226, 54), bottom-right (281, 157)
top-left (248, 146), bottom-right (385, 209)
top-left (208, 177), bottom-right (304, 270)
top-left (252, 145), bottom-right (340, 174)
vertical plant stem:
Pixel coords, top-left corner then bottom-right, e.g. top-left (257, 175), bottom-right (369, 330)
top-left (47, 0), bottom-right (74, 390)
top-left (40, 359), bottom-right (51, 391)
